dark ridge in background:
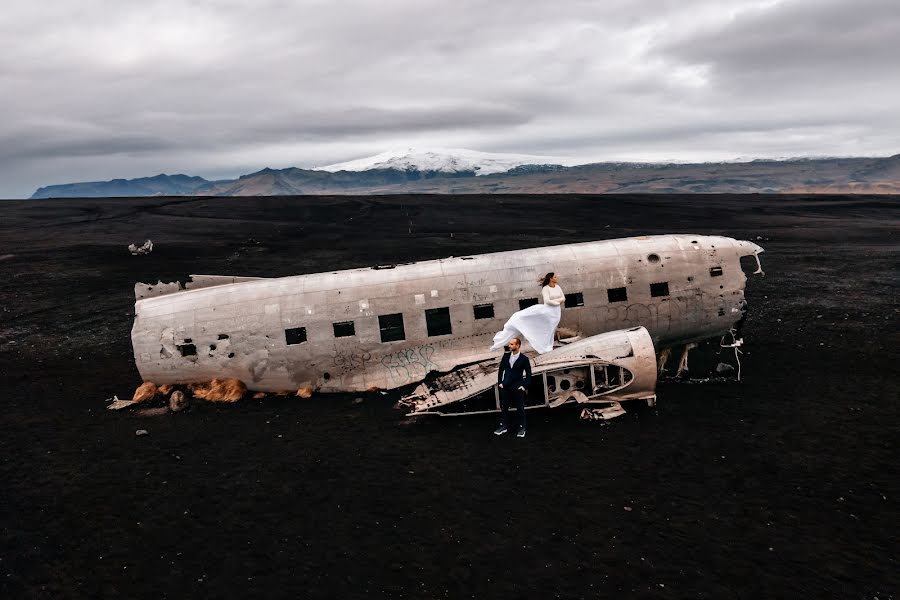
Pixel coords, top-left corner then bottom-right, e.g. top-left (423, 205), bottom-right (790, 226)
top-left (1, 194), bottom-right (898, 598)
top-left (27, 154), bottom-right (900, 198)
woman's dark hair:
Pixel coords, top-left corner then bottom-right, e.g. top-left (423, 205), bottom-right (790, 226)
top-left (539, 272), bottom-right (555, 287)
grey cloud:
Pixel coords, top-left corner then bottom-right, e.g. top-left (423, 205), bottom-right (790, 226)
top-left (235, 106), bottom-right (533, 142)
top-left (0, 104), bottom-right (531, 160)
top-left (486, 111), bottom-right (864, 152)
top-left (0, 129), bottom-right (170, 162)
top-left (659, 0), bottom-right (900, 81)
top-left (0, 0), bottom-right (897, 197)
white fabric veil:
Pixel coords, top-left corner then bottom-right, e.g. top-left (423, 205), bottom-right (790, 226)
top-left (490, 303), bottom-right (561, 354)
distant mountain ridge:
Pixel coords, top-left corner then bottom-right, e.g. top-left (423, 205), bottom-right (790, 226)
top-left (29, 150), bottom-right (900, 198)
top-left (30, 173), bottom-right (224, 199)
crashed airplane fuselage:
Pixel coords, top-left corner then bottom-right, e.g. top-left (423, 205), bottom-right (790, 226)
top-left (131, 234), bottom-right (764, 394)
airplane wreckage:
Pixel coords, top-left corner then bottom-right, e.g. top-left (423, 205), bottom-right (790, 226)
top-left (129, 234), bottom-right (764, 419)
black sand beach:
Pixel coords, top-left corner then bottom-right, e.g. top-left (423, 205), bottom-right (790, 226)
top-left (1, 194), bottom-right (898, 598)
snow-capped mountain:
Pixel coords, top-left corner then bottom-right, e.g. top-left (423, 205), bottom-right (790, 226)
top-left (314, 147), bottom-right (574, 176)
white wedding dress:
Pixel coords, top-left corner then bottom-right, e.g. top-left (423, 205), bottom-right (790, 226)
top-left (490, 284), bottom-right (565, 354)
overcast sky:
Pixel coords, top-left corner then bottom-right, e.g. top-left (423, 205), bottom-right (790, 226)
top-left (2, 0), bottom-right (898, 197)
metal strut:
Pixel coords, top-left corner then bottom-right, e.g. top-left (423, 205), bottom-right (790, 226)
top-left (676, 343), bottom-right (698, 378)
top-left (720, 329), bottom-right (745, 381)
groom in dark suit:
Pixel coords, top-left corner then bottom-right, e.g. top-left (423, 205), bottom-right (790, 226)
top-left (494, 337), bottom-right (532, 438)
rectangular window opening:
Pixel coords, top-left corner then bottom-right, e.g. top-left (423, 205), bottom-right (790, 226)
top-left (607, 287), bottom-right (628, 303)
top-left (425, 307), bottom-right (452, 337)
top-left (379, 313), bottom-right (406, 342)
top-left (177, 343), bottom-right (196, 357)
top-left (564, 292), bottom-right (584, 308)
top-left (709, 266), bottom-right (724, 277)
top-left (650, 282), bottom-right (670, 297)
top-left (333, 321), bottom-right (356, 337)
top-left (519, 298), bottom-right (539, 310)
top-left (473, 303), bottom-right (494, 320)
top-left (285, 327), bottom-right (307, 345)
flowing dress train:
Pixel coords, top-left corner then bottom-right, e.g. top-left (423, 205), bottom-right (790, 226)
top-left (490, 285), bottom-right (564, 354)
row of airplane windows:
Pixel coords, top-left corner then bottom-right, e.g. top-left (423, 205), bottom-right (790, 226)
top-left (168, 268), bottom-right (729, 357)
top-left (282, 277), bottom-right (697, 346)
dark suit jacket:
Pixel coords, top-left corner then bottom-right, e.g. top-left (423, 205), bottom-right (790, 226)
top-left (498, 352), bottom-right (532, 391)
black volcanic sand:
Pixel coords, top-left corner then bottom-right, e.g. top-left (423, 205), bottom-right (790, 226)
top-left (1, 194), bottom-right (898, 599)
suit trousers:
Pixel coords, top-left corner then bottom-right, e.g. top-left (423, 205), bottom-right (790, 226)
top-left (499, 386), bottom-right (526, 430)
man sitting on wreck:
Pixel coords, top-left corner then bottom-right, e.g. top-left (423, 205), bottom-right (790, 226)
top-left (494, 337), bottom-right (532, 438)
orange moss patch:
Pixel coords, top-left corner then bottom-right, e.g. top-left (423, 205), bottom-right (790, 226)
top-left (189, 379), bottom-right (247, 403)
top-left (132, 382), bottom-right (158, 403)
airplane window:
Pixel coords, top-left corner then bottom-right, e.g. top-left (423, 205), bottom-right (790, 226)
top-left (607, 287), bottom-right (627, 303)
top-left (333, 321), bottom-right (355, 337)
top-left (650, 282), bottom-right (670, 297)
top-left (473, 303), bottom-right (494, 319)
top-left (709, 266), bottom-right (724, 277)
top-left (425, 307), bottom-right (452, 336)
top-left (285, 327), bottom-right (307, 345)
top-left (379, 313), bottom-right (405, 342)
top-left (607, 366), bottom-right (620, 387)
top-left (519, 298), bottom-right (539, 310)
top-left (564, 292), bottom-right (584, 307)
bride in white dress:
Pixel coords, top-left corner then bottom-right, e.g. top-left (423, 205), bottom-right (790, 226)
top-left (490, 272), bottom-right (565, 354)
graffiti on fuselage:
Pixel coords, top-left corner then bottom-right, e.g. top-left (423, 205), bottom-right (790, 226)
top-left (585, 293), bottom-right (729, 346)
top-left (331, 345), bottom-right (373, 375)
top-left (379, 339), bottom-right (456, 384)
top-left (381, 346), bottom-right (437, 384)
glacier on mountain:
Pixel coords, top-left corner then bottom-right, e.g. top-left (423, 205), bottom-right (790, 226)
top-left (314, 147), bottom-right (575, 176)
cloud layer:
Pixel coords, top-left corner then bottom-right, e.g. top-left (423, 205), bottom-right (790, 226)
top-left (2, 0), bottom-right (897, 197)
